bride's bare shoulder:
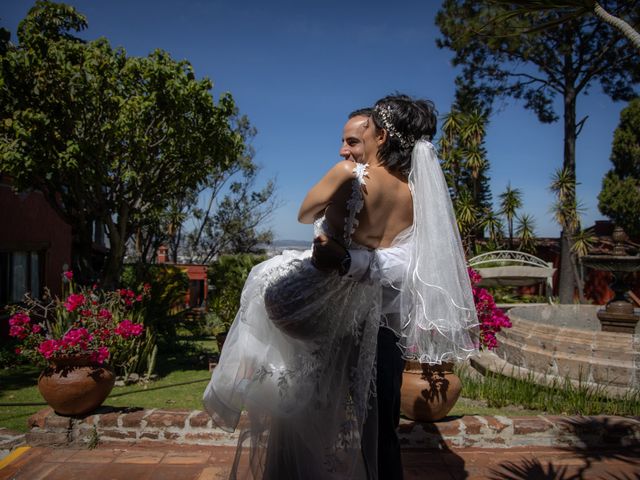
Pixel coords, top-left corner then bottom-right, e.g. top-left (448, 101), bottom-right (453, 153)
top-left (329, 160), bottom-right (357, 178)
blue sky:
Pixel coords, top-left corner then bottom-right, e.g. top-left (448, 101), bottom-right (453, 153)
top-left (2, 0), bottom-right (631, 241)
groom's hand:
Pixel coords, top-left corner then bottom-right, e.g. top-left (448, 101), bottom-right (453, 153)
top-left (312, 234), bottom-right (349, 273)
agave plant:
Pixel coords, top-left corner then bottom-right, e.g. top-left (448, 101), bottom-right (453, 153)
top-left (499, 184), bottom-right (523, 249)
top-left (515, 213), bottom-right (538, 253)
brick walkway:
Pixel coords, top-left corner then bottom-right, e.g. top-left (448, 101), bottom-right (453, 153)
top-left (0, 443), bottom-right (638, 479)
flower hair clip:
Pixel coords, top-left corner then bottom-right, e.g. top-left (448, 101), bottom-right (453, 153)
top-left (375, 104), bottom-right (416, 149)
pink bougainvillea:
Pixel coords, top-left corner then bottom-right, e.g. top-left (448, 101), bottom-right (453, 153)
top-left (469, 268), bottom-right (512, 350)
top-left (37, 339), bottom-right (61, 359)
top-left (114, 319), bottom-right (144, 339)
top-left (8, 270), bottom-right (148, 366)
top-left (63, 293), bottom-right (85, 312)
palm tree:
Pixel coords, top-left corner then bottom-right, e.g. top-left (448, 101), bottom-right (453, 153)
top-left (550, 167), bottom-right (583, 232)
top-left (439, 111), bottom-right (466, 198)
top-left (487, 0), bottom-right (640, 51)
top-left (499, 184), bottom-right (523, 249)
top-left (454, 190), bottom-right (479, 253)
top-left (480, 208), bottom-right (505, 246)
top-left (549, 167), bottom-right (591, 303)
top-left (515, 213), bottom-right (537, 253)
top-left (571, 228), bottom-right (596, 258)
top-left (571, 227), bottom-right (597, 302)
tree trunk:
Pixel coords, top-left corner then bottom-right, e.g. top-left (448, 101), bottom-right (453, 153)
top-left (558, 54), bottom-right (578, 304)
top-left (71, 223), bottom-right (99, 286)
top-left (570, 251), bottom-right (587, 304)
top-left (101, 207), bottom-right (130, 289)
top-left (102, 235), bottom-right (125, 290)
top-left (558, 230), bottom-right (575, 303)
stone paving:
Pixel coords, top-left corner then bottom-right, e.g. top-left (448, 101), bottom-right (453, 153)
top-left (0, 428), bottom-right (25, 463)
top-left (1, 409), bottom-right (639, 479)
top-left (0, 443), bottom-right (638, 479)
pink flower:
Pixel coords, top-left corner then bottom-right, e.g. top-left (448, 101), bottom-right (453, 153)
top-left (96, 327), bottom-right (112, 341)
top-left (468, 267), bottom-right (482, 287)
top-left (115, 319), bottom-right (144, 339)
top-left (9, 312), bottom-right (30, 326)
top-left (11, 274), bottom-right (149, 368)
top-left (64, 293), bottom-right (85, 312)
top-left (90, 346), bottom-right (110, 364)
top-left (9, 325), bottom-right (27, 340)
top-left (38, 339), bottom-right (61, 359)
top-left (62, 328), bottom-right (93, 350)
top-left (9, 313), bottom-right (31, 339)
top-left (14, 347), bottom-right (21, 355)
top-left (468, 268), bottom-right (511, 350)
top-left (118, 289), bottom-right (135, 299)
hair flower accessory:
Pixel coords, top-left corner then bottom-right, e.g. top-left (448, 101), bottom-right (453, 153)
top-left (375, 104), bottom-right (416, 149)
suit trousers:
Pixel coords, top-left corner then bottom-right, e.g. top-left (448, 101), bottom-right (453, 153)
top-left (363, 326), bottom-right (405, 479)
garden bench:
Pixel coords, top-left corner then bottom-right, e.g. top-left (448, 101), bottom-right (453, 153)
top-left (467, 250), bottom-right (556, 303)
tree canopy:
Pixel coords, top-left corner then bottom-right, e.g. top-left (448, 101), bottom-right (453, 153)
top-left (0, 1), bottom-right (247, 286)
top-left (598, 98), bottom-right (640, 238)
top-left (436, 0), bottom-right (639, 303)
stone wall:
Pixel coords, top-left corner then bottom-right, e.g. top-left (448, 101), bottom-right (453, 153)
top-left (26, 407), bottom-right (640, 450)
top-left (487, 305), bottom-right (640, 396)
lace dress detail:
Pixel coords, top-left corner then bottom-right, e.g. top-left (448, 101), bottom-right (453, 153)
top-left (203, 170), bottom-right (381, 479)
top-left (343, 163), bottom-right (368, 247)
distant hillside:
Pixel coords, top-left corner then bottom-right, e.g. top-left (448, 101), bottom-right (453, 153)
top-left (272, 239), bottom-right (309, 248)
top-left (259, 239), bottom-right (310, 255)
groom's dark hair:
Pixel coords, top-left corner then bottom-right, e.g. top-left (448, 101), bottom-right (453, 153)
top-left (348, 107), bottom-right (372, 118)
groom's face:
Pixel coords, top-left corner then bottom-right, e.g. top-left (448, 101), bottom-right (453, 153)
top-left (339, 115), bottom-right (368, 163)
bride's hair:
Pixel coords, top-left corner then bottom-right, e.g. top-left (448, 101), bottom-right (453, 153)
top-left (372, 94), bottom-right (437, 174)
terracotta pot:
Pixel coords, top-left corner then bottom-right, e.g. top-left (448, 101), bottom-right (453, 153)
top-left (400, 361), bottom-right (462, 422)
top-left (38, 355), bottom-right (115, 416)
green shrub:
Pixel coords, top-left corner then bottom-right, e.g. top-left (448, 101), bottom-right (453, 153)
top-left (208, 254), bottom-right (267, 332)
top-left (121, 263), bottom-right (189, 338)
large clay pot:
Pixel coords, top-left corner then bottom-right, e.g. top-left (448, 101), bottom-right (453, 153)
top-left (400, 361), bottom-right (462, 422)
top-left (38, 355), bottom-right (115, 416)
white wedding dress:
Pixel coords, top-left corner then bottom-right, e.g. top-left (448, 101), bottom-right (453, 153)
top-left (203, 141), bottom-right (480, 480)
top-left (203, 164), bottom-right (384, 479)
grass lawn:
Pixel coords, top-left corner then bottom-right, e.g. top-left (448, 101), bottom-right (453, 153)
top-left (0, 333), bottom-right (542, 433)
top-left (4, 329), bottom-right (636, 434)
top-left (0, 333), bottom-right (218, 432)
top-left (0, 365), bottom-right (540, 433)
top-left (0, 366), bottom-right (214, 433)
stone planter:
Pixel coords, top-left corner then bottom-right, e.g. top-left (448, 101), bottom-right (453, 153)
top-left (38, 355), bottom-right (115, 416)
top-left (400, 361), bottom-right (462, 422)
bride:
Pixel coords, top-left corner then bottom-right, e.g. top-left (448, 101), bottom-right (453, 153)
top-left (203, 94), bottom-right (479, 479)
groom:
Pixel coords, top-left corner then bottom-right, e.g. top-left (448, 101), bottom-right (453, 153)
top-left (313, 108), bottom-right (407, 479)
